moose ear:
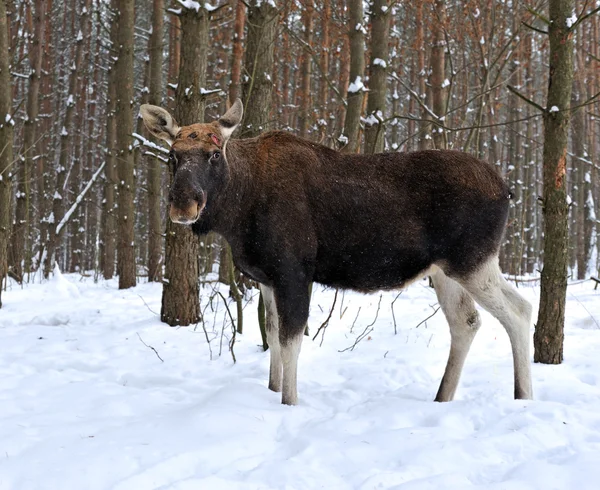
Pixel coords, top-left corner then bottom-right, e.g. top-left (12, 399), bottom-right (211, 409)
top-left (140, 104), bottom-right (180, 144)
top-left (217, 98), bottom-right (243, 142)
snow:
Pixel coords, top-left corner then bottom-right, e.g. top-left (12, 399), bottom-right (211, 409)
top-left (347, 76), bottom-right (366, 94)
top-left (567, 13), bottom-right (578, 28)
top-left (1, 277), bottom-right (600, 489)
top-left (176, 0), bottom-right (201, 11)
top-left (76, 29), bottom-right (83, 42)
top-left (549, 106), bottom-right (560, 113)
top-left (373, 57), bottom-right (387, 68)
top-left (61, 126), bottom-right (68, 136)
top-left (441, 78), bottom-right (451, 88)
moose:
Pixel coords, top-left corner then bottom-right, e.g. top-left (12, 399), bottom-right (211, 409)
top-left (140, 99), bottom-right (533, 406)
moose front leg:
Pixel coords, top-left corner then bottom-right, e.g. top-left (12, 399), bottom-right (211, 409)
top-left (274, 280), bottom-right (311, 406)
top-left (259, 284), bottom-right (282, 392)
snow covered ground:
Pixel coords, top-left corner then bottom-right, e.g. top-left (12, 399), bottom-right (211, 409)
top-left (1, 271), bottom-right (599, 490)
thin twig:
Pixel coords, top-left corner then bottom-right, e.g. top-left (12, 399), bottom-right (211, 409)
top-left (137, 294), bottom-right (158, 316)
top-left (136, 333), bottom-right (164, 362)
top-left (391, 291), bottom-right (403, 335)
top-left (217, 291), bottom-right (237, 363)
top-left (414, 306), bottom-right (441, 329)
top-left (312, 289), bottom-right (338, 346)
top-left (340, 294), bottom-right (382, 353)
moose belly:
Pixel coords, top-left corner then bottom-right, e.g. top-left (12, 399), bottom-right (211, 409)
top-left (313, 246), bottom-right (432, 293)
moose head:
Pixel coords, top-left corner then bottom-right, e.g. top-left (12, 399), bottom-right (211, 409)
top-left (139, 99), bottom-right (243, 224)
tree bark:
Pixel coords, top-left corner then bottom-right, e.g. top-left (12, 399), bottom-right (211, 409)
top-left (44, 0), bottom-right (89, 277)
top-left (11, 0), bottom-right (44, 278)
top-left (161, 5), bottom-right (212, 326)
top-left (228, 0), bottom-right (245, 104)
top-left (101, 2), bottom-right (118, 280)
top-left (147, 0), bottom-right (164, 283)
top-left (429, 0), bottom-right (447, 149)
top-left (364, 0), bottom-right (389, 154)
top-left (0, 0), bottom-right (13, 307)
top-left (341, 0), bottom-right (365, 153)
top-left (297, 0), bottom-right (313, 139)
top-left (114, 0), bottom-right (136, 289)
top-left (241, 0), bottom-right (278, 138)
top-left (534, 0), bottom-right (574, 364)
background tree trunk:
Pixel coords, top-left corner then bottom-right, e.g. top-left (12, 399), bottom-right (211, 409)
top-left (341, 0), bottom-right (365, 153)
top-left (115, 0), bottom-right (136, 289)
top-left (534, 0), bottom-right (575, 364)
top-left (364, 0), bottom-right (390, 154)
top-left (228, 0), bottom-right (245, 104)
top-left (0, 0), bottom-right (13, 307)
top-left (241, 0), bottom-right (278, 137)
top-left (147, 0), bottom-right (164, 283)
top-left (11, 0), bottom-right (44, 279)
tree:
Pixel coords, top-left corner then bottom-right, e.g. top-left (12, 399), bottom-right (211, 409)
top-left (161, 4), bottom-right (213, 326)
top-left (241, 0), bottom-right (278, 137)
top-left (44, 0), bottom-right (90, 277)
top-left (364, 0), bottom-right (390, 154)
top-left (341, 0), bottom-right (365, 153)
top-left (115, 0), bottom-right (136, 289)
top-left (147, 0), bottom-right (165, 283)
top-left (428, 0), bottom-right (447, 149)
top-left (533, 0), bottom-right (575, 364)
top-left (228, 0), bottom-right (246, 104)
top-left (101, 1), bottom-right (118, 280)
top-left (0, 0), bottom-right (13, 307)
top-left (11, 0), bottom-right (44, 279)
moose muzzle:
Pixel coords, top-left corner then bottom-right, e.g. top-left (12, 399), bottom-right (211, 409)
top-left (169, 201), bottom-right (202, 225)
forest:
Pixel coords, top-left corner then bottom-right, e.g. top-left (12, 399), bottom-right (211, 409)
top-left (1, 0), bottom-right (600, 487)
top-left (0, 0), bottom-right (597, 303)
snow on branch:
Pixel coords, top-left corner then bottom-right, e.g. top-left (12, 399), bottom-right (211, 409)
top-left (132, 132), bottom-right (169, 154)
top-left (56, 162), bottom-right (105, 236)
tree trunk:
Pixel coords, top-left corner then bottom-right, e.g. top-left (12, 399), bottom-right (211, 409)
top-left (11, 0), bottom-right (44, 278)
top-left (44, 0), bottom-right (89, 277)
top-left (341, 0), bottom-right (365, 153)
top-left (297, 0), bottom-right (313, 139)
top-left (0, 0), bottom-right (13, 307)
top-left (534, 0), bottom-right (574, 364)
top-left (114, 0), bottom-right (136, 289)
top-left (429, 0), bottom-right (447, 149)
top-left (364, 0), bottom-right (389, 154)
top-left (146, 0), bottom-right (164, 283)
top-left (228, 0), bottom-right (245, 104)
top-left (161, 5), bottom-right (212, 326)
top-left (318, 0), bottom-right (330, 143)
top-left (101, 3), bottom-right (118, 280)
top-left (241, 0), bottom-right (278, 138)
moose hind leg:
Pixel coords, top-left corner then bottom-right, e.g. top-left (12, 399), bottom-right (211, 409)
top-left (260, 284), bottom-right (282, 392)
top-left (280, 330), bottom-right (304, 406)
top-left (460, 258), bottom-right (533, 400)
top-left (432, 269), bottom-right (481, 402)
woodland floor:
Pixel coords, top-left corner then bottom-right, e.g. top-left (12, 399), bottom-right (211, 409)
top-left (1, 270), bottom-right (600, 489)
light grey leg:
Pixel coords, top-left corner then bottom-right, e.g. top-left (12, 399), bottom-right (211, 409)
top-left (260, 284), bottom-right (282, 392)
top-left (459, 257), bottom-right (533, 400)
top-left (280, 331), bottom-right (303, 406)
top-left (431, 269), bottom-right (481, 402)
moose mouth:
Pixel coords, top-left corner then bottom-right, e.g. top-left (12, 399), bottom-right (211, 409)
top-left (169, 201), bottom-right (204, 225)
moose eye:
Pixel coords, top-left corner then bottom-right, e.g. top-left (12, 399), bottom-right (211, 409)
top-left (168, 150), bottom-right (176, 164)
top-left (211, 151), bottom-right (221, 161)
